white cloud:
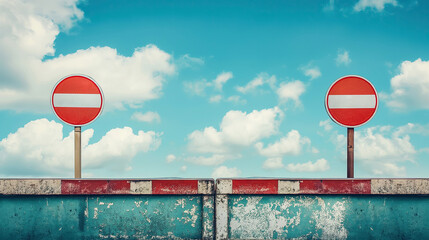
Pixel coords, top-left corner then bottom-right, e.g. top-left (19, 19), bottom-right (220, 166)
top-left (319, 120), bottom-right (333, 131)
top-left (213, 72), bottom-right (233, 91)
top-left (211, 166), bottom-right (241, 178)
top-left (354, 0), bottom-right (398, 12)
top-left (386, 59), bottom-right (429, 111)
top-left (0, 119), bottom-right (161, 177)
top-left (44, 46), bottom-right (174, 110)
top-left (324, 0), bottom-right (335, 11)
top-left (276, 80), bottom-right (306, 106)
top-left (355, 127), bottom-right (415, 163)
top-left (333, 125), bottom-right (416, 177)
top-left (286, 158), bottom-right (330, 172)
top-left (185, 154), bottom-right (238, 166)
top-left (188, 127), bottom-right (228, 154)
top-left (336, 50), bottom-right (351, 66)
top-left (227, 95), bottom-right (247, 104)
top-left (187, 107), bottom-right (282, 166)
top-left (255, 130), bottom-right (311, 157)
top-left (183, 79), bottom-right (209, 96)
top-left (220, 107), bottom-right (282, 146)
top-left (184, 71), bottom-right (232, 97)
top-left (372, 163), bottom-right (405, 176)
top-left (301, 65), bottom-right (321, 80)
top-left (393, 123), bottom-right (429, 137)
top-left (180, 165), bottom-right (187, 172)
top-left (132, 111), bottom-right (161, 123)
top-left (312, 147), bottom-right (320, 154)
top-left (209, 95), bottom-right (223, 103)
top-left (236, 73), bottom-right (276, 94)
top-left (0, 0), bottom-right (175, 112)
top-left (166, 154), bottom-right (176, 163)
top-left (177, 54), bottom-right (204, 68)
top-left (188, 107), bottom-right (282, 154)
top-left (263, 157), bottom-right (284, 170)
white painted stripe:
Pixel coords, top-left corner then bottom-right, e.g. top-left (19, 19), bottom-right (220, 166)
top-left (198, 180), bottom-right (214, 194)
top-left (278, 180), bottom-right (300, 194)
top-left (130, 181), bottom-right (152, 194)
top-left (0, 180), bottom-right (61, 195)
top-left (216, 179), bottom-right (232, 194)
top-left (371, 179), bottom-right (429, 194)
top-left (215, 195), bottom-right (229, 240)
top-left (53, 93), bottom-right (101, 108)
top-left (328, 95), bottom-right (376, 109)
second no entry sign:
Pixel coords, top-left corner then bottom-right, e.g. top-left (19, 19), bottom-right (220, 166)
top-left (325, 75), bottom-right (378, 128)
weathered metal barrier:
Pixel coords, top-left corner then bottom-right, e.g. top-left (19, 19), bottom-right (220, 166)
top-left (0, 179), bottom-right (214, 239)
top-left (215, 179), bottom-right (429, 240)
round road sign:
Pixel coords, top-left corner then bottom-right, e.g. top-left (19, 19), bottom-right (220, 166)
top-left (325, 75), bottom-right (378, 128)
top-left (51, 75), bottom-right (104, 126)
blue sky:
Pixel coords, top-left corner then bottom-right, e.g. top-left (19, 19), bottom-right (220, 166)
top-left (1, 0), bottom-right (429, 178)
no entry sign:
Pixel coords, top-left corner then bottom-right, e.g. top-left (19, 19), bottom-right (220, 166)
top-left (51, 75), bottom-right (104, 126)
top-left (325, 75), bottom-right (378, 128)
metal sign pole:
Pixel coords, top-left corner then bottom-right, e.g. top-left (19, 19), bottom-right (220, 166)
top-left (74, 126), bottom-right (81, 178)
top-left (347, 128), bottom-right (354, 178)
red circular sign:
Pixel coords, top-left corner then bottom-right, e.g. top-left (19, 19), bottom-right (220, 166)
top-left (325, 75), bottom-right (378, 128)
top-left (51, 75), bottom-right (104, 126)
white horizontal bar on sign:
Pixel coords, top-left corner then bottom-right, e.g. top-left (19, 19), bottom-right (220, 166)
top-left (53, 93), bottom-right (101, 108)
top-left (328, 95), bottom-right (376, 109)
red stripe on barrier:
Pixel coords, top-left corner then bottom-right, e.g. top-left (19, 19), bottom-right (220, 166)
top-left (61, 180), bottom-right (130, 194)
top-left (300, 180), bottom-right (371, 194)
top-left (232, 180), bottom-right (278, 194)
top-left (152, 180), bottom-right (198, 194)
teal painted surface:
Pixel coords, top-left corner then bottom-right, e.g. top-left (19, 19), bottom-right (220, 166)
top-left (0, 195), bottom-right (211, 239)
top-left (228, 195), bottom-right (429, 239)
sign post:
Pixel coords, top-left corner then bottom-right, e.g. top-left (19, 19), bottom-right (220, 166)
top-left (347, 128), bottom-right (354, 178)
top-left (51, 75), bottom-right (104, 178)
top-left (325, 75), bottom-right (378, 178)
top-left (74, 126), bottom-right (81, 178)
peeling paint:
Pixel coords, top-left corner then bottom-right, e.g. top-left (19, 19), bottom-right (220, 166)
top-left (312, 197), bottom-right (348, 240)
top-left (94, 207), bottom-right (98, 219)
top-left (203, 196), bottom-right (215, 239)
top-left (135, 200), bottom-right (143, 208)
top-left (229, 196), bottom-right (302, 239)
top-left (84, 198), bottom-right (89, 218)
top-left (225, 196), bottom-right (354, 239)
top-left (175, 199), bottom-right (186, 208)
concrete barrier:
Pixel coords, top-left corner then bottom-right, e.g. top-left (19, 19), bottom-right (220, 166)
top-left (2, 178), bottom-right (428, 239)
top-left (215, 179), bottom-right (429, 240)
top-left (0, 179), bottom-right (214, 239)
